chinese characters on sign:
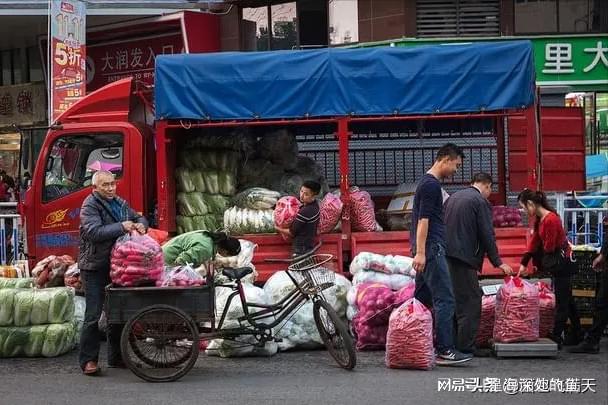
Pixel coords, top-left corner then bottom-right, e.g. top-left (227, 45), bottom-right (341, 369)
top-left (535, 37), bottom-right (608, 85)
top-left (50, 0), bottom-right (86, 122)
top-left (0, 83), bottom-right (46, 126)
top-left (87, 32), bottom-right (184, 92)
top-left (437, 377), bottom-right (597, 394)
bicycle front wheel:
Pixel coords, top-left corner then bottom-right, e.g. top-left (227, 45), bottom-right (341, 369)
top-left (313, 299), bottom-right (356, 370)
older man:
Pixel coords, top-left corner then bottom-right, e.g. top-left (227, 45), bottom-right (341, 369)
top-left (78, 170), bottom-right (147, 375)
top-left (444, 172), bottom-right (512, 355)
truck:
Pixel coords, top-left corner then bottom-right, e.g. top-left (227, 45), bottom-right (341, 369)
top-left (20, 41), bottom-right (586, 280)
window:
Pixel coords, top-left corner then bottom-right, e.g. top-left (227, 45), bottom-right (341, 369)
top-left (43, 133), bottom-right (123, 202)
top-left (243, 2), bottom-right (298, 51)
top-left (329, 0), bottom-right (359, 45)
top-left (27, 46), bottom-right (44, 83)
top-left (416, 0), bottom-right (500, 38)
top-left (515, 0), bottom-right (601, 34)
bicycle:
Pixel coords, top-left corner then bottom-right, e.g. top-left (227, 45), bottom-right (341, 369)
top-left (105, 251), bottom-right (356, 382)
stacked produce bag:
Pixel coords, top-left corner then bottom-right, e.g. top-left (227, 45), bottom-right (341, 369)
top-left (237, 129), bottom-right (329, 196)
top-left (492, 205), bottom-right (523, 228)
top-left (176, 141), bottom-right (238, 233)
top-left (0, 283), bottom-right (77, 357)
top-left (224, 188), bottom-right (279, 234)
top-left (347, 252), bottom-right (416, 351)
top-left (274, 196), bottom-right (301, 240)
top-left (206, 283), bottom-right (278, 358)
top-left (263, 271), bottom-right (351, 351)
top-left (32, 255), bottom-right (74, 289)
top-left (476, 295), bottom-right (496, 348)
top-left (213, 239), bottom-right (258, 284)
top-left (537, 282), bottom-right (556, 339)
top-left (318, 191), bottom-right (343, 234)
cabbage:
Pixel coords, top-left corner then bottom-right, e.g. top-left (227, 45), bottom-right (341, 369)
top-left (203, 171), bottom-right (220, 195)
top-left (0, 289), bottom-right (15, 325)
top-left (48, 289), bottom-right (72, 324)
top-left (0, 277), bottom-right (33, 289)
top-left (218, 172), bottom-right (236, 196)
top-left (30, 290), bottom-right (51, 325)
top-left (24, 324), bottom-right (48, 357)
top-left (13, 290), bottom-right (34, 326)
top-left (42, 323), bottom-right (67, 357)
top-left (175, 168), bottom-right (195, 192)
top-left (0, 327), bottom-right (7, 356)
top-left (204, 194), bottom-right (230, 214)
top-left (3, 327), bottom-right (29, 357)
top-left (191, 170), bottom-right (207, 193)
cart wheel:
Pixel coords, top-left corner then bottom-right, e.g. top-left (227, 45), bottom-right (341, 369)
top-left (121, 304), bottom-right (199, 383)
top-left (313, 299), bottom-right (356, 370)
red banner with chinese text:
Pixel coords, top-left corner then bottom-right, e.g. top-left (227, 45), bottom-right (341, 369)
top-left (50, 0), bottom-right (86, 123)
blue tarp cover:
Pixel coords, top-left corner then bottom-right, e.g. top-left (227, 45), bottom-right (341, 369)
top-left (155, 41), bottom-right (536, 121)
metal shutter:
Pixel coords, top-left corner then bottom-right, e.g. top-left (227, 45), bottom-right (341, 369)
top-left (416, 0), bottom-right (500, 37)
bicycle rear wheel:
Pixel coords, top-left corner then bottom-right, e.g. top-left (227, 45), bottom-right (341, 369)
top-left (121, 304), bottom-right (199, 383)
top-left (313, 299), bottom-right (356, 370)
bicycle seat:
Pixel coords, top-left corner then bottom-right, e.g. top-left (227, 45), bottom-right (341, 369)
top-left (222, 266), bottom-right (253, 281)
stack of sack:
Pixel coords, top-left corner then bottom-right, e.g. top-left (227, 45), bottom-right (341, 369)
top-left (263, 271), bottom-right (351, 351)
top-left (224, 188), bottom-right (279, 235)
top-left (0, 284), bottom-right (78, 357)
top-left (347, 252), bottom-right (416, 351)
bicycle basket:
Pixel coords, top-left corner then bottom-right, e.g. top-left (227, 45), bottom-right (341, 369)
top-left (287, 254), bottom-right (335, 294)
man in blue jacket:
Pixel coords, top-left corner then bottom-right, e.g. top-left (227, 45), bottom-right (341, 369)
top-left (444, 172), bottom-right (512, 355)
top-left (78, 170), bottom-right (148, 375)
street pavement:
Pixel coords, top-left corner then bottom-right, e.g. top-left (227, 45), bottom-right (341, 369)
top-left (1, 341), bottom-right (607, 405)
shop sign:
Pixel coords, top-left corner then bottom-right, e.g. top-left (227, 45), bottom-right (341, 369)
top-left (49, 0), bottom-right (87, 122)
top-left (87, 32), bottom-right (184, 91)
top-left (0, 83), bottom-right (47, 126)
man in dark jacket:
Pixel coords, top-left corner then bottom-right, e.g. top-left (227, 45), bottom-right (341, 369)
top-left (78, 170), bottom-right (148, 375)
top-left (444, 172), bottom-right (512, 355)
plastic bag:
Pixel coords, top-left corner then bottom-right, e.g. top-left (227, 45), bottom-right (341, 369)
top-left (475, 295), bottom-right (496, 348)
top-left (385, 298), bottom-right (435, 370)
top-left (350, 252), bottom-right (415, 277)
top-left (352, 270), bottom-right (413, 291)
top-left (110, 233), bottom-right (163, 287)
top-left (349, 187), bottom-right (377, 232)
top-left (318, 192), bottom-right (343, 234)
top-left (492, 205), bottom-right (523, 228)
top-left (493, 276), bottom-right (539, 343)
top-left (224, 206), bottom-right (275, 234)
top-left (147, 228), bottom-right (169, 245)
top-left (63, 264), bottom-right (82, 294)
top-left (537, 282), bottom-right (555, 339)
top-left (214, 239), bottom-right (258, 284)
top-left (32, 255), bottom-right (74, 289)
top-left (233, 188), bottom-right (281, 210)
top-left (157, 265), bottom-right (205, 287)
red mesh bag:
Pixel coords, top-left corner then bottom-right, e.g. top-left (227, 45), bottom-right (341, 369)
top-left (385, 298), bottom-right (435, 370)
top-left (475, 295), bottom-right (496, 348)
top-left (318, 192), bottom-right (343, 234)
top-left (110, 232), bottom-right (163, 287)
top-left (537, 281), bottom-right (556, 338)
top-left (493, 276), bottom-right (539, 343)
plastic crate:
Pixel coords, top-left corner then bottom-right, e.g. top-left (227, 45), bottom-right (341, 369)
top-left (105, 285), bottom-right (214, 324)
top-left (571, 250), bottom-right (600, 290)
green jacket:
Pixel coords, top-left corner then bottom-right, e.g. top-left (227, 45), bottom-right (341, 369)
top-left (162, 231), bottom-right (215, 267)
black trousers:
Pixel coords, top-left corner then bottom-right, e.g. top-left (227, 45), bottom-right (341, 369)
top-left (447, 257), bottom-right (482, 353)
top-left (552, 275), bottom-right (581, 339)
top-left (586, 269), bottom-right (608, 344)
top-left (78, 269), bottom-right (123, 369)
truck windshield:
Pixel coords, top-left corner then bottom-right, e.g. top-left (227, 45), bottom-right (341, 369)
top-left (43, 133), bottom-right (123, 202)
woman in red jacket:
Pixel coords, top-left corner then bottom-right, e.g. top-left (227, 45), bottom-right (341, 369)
top-left (518, 189), bottom-right (581, 347)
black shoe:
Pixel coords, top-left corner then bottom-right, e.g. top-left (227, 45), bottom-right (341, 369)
top-left (548, 334), bottom-right (563, 350)
top-left (567, 341), bottom-right (600, 354)
top-left (436, 349), bottom-right (473, 366)
top-left (107, 360), bottom-right (127, 368)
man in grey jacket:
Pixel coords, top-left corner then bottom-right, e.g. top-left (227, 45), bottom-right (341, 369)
top-left (444, 172), bottom-right (512, 355)
top-left (78, 170), bottom-right (148, 375)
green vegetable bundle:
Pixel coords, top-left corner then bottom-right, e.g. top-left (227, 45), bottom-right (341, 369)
top-left (0, 287), bottom-right (75, 326)
top-left (0, 321), bottom-right (77, 357)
